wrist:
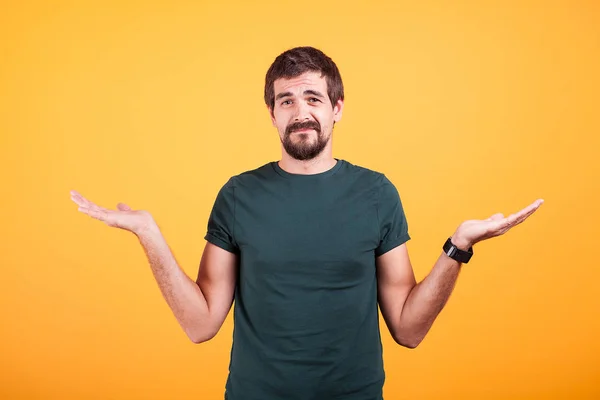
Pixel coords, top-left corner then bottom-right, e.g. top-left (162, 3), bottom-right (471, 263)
top-left (134, 214), bottom-right (159, 238)
top-left (450, 233), bottom-right (472, 251)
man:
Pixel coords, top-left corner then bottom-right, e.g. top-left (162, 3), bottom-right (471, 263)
top-left (70, 46), bottom-right (543, 400)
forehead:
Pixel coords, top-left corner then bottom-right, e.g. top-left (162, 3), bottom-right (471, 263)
top-left (273, 71), bottom-right (327, 95)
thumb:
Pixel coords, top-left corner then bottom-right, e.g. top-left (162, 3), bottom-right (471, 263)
top-left (485, 213), bottom-right (504, 221)
top-left (117, 203), bottom-right (132, 211)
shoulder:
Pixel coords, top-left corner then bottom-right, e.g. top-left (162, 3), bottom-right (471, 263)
top-left (341, 159), bottom-right (390, 187)
top-left (220, 162), bottom-right (275, 189)
top-left (342, 161), bottom-right (407, 207)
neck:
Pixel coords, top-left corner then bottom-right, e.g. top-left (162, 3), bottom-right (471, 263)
top-left (278, 151), bottom-right (337, 175)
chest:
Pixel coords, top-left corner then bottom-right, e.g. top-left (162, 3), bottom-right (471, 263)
top-left (233, 183), bottom-right (380, 282)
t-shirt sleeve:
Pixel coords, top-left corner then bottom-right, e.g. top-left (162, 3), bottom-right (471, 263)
top-left (375, 174), bottom-right (410, 257)
top-left (204, 177), bottom-right (240, 254)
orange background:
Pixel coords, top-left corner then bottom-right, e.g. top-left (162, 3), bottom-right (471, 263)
top-left (1, 1), bottom-right (599, 399)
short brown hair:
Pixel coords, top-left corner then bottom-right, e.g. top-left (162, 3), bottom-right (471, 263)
top-left (264, 46), bottom-right (344, 110)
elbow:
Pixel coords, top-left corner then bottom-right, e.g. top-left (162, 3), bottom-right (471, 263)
top-left (188, 335), bottom-right (209, 344)
top-left (392, 332), bottom-right (423, 349)
top-left (186, 327), bottom-right (218, 344)
top-left (400, 340), bottom-right (421, 349)
top-left (396, 337), bottom-right (422, 349)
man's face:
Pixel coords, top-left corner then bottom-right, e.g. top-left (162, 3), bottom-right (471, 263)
top-left (269, 71), bottom-right (343, 161)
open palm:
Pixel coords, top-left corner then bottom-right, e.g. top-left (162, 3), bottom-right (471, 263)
top-left (70, 190), bottom-right (154, 235)
top-left (455, 198), bottom-right (544, 248)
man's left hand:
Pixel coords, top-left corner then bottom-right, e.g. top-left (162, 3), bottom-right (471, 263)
top-left (451, 198), bottom-right (545, 250)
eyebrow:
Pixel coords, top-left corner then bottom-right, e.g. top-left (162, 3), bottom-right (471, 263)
top-left (275, 90), bottom-right (326, 101)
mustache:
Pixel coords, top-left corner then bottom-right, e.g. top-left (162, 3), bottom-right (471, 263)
top-left (285, 120), bottom-right (321, 136)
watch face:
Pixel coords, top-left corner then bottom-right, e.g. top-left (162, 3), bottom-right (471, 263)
top-left (443, 238), bottom-right (454, 253)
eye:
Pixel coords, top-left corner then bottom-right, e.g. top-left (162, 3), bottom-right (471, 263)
top-left (309, 97), bottom-right (321, 103)
top-left (281, 99), bottom-right (292, 105)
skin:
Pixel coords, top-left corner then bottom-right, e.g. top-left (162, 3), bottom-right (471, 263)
top-left (70, 70), bottom-right (544, 348)
top-left (269, 71), bottom-right (342, 174)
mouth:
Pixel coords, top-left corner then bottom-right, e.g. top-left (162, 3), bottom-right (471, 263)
top-left (292, 128), bottom-right (315, 133)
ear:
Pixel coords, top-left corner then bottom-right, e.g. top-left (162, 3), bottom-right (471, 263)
top-left (332, 99), bottom-right (344, 123)
top-left (268, 105), bottom-right (276, 126)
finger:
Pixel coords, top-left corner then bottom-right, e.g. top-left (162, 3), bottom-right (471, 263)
top-left (70, 191), bottom-right (97, 209)
top-left (71, 192), bottom-right (110, 213)
top-left (498, 199), bottom-right (544, 230)
top-left (70, 191), bottom-right (87, 207)
top-left (77, 206), bottom-right (108, 222)
top-left (485, 213), bottom-right (504, 221)
top-left (70, 190), bottom-right (88, 202)
top-left (512, 207), bottom-right (540, 227)
top-left (510, 199), bottom-right (544, 225)
top-left (504, 199), bottom-right (542, 224)
top-left (117, 203), bottom-right (131, 211)
top-left (488, 218), bottom-right (511, 235)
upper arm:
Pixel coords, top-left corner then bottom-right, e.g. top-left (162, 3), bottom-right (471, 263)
top-left (376, 242), bottom-right (416, 344)
top-left (198, 177), bottom-right (240, 338)
top-left (375, 173), bottom-right (415, 341)
top-left (195, 241), bottom-right (238, 338)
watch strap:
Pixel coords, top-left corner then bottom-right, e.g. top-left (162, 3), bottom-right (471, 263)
top-left (443, 237), bottom-right (473, 263)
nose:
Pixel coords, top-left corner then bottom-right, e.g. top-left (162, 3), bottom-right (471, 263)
top-left (293, 101), bottom-right (311, 122)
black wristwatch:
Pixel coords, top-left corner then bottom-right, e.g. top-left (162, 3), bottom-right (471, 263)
top-left (443, 237), bottom-right (473, 264)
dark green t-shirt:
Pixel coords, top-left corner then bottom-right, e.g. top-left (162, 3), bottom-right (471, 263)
top-left (204, 159), bottom-right (410, 400)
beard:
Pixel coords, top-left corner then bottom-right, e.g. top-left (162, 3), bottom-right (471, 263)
top-left (281, 120), bottom-right (329, 161)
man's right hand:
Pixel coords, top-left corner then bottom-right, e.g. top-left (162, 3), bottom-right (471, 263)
top-left (69, 189), bottom-right (237, 343)
top-left (70, 190), bottom-right (155, 236)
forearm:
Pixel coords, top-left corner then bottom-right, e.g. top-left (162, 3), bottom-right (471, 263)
top-left (396, 247), bottom-right (464, 347)
top-left (136, 223), bottom-right (213, 342)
